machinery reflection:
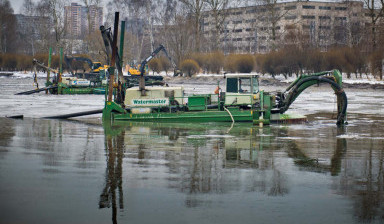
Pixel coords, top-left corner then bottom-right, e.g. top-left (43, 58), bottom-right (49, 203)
top-left (99, 120), bottom-right (384, 222)
top-left (99, 122), bottom-right (124, 224)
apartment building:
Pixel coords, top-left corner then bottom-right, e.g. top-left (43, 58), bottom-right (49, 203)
top-left (64, 3), bottom-right (103, 39)
top-left (202, 1), bottom-right (368, 53)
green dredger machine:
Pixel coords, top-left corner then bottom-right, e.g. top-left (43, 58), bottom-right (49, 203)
top-left (101, 12), bottom-right (347, 126)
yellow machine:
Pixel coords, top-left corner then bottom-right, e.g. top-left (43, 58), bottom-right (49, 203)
top-left (127, 64), bottom-right (146, 76)
top-left (65, 56), bottom-right (109, 74)
top-left (92, 63), bottom-right (109, 73)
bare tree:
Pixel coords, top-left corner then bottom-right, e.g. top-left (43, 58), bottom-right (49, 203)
top-left (257, 0), bottom-right (291, 51)
top-left (363, 0), bottom-right (384, 50)
top-left (203, 0), bottom-right (230, 51)
top-left (35, 0), bottom-right (67, 53)
top-left (21, 0), bottom-right (36, 16)
top-left (20, 0), bottom-right (37, 55)
top-left (82, 0), bottom-right (102, 35)
top-left (161, 7), bottom-right (195, 64)
top-left (106, 0), bottom-right (154, 63)
top-left (180, 0), bottom-right (205, 51)
top-left (0, 0), bottom-right (17, 53)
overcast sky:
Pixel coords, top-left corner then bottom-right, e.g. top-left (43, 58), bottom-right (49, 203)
top-left (10, 0), bottom-right (24, 13)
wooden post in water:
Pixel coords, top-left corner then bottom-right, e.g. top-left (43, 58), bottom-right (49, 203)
top-left (107, 12), bottom-right (119, 102)
top-left (46, 47), bottom-right (52, 94)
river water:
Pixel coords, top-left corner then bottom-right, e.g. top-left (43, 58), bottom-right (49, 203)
top-left (1, 76), bottom-right (384, 224)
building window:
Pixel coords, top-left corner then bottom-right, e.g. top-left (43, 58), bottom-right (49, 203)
top-left (233, 20), bottom-right (243, 24)
top-left (303, 5), bottom-right (315, 9)
top-left (245, 28), bottom-right (253, 32)
top-left (319, 26), bottom-right (330, 30)
top-left (285, 15), bottom-right (297, 20)
top-left (335, 7), bottom-right (347, 11)
top-left (302, 15), bottom-right (315, 19)
top-left (284, 5), bottom-right (297, 10)
top-left (319, 6), bottom-right (331, 10)
top-left (335, 17), bottom-right (347, 21)
top-left (245, 19), bottom-right (256, 23)
top-left (319, 16), bottom-right (331, 20)
top-left (234, 29), bottom-right (242, 33)
top-left (246, 9), bottom-right (256, 14)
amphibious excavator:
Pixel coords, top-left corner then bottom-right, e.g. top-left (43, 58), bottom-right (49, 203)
top-left (98, 12), bottom-right (346, 125)
top-left (99, 14), bottom-right (347, 125)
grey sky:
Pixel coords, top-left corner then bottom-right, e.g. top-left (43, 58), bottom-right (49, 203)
top-left (10, 0), bottom-right (25, 13)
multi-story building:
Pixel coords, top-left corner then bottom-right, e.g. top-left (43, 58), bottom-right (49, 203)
top-left (202, 1), bottom-right (369, 53)
top-left (64, 2), bottom-right (103, 39)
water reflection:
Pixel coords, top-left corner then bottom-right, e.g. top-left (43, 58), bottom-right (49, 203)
top-left (98, 118), bottom-right (384, 223)
top-left (99, 123), bottom-right (124, 224)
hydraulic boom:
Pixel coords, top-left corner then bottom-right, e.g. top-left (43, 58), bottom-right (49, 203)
top-left (275, 69), bottom-right (347, 125)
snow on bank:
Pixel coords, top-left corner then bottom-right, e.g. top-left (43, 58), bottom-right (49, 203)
top-left (4, 71), bottom-right (73, 79)
top-left (5, 70), bottom-right (384, 87)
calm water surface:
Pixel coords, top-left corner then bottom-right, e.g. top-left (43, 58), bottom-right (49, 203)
top-left (1, 77), bottom-right (384, 223)
top-left (1, 115), bottom-right (384, 224)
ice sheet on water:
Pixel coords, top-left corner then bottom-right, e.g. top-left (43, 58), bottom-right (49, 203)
top-left (12, 71), bottom-right (72, 78)
top-left (336, 134), bottom-right (384, 140)
top-left (187, 134), bottom-right (235, 139)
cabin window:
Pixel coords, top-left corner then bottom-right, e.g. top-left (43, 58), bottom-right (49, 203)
top-left (226, 78), bottom-right (238, 93)
top-left (239, 78), bottom-right (251, 93)
top-left (227, 77), bottom-right (259, 93)
top-left (252, 77), bottom-right (259, 93)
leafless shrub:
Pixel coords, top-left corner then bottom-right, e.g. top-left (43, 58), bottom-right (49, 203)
top-left (159, 56), bottom-right (171, 73)
top-left (148, 58), bottom-right (162, 75)
top-left (224, 54), bottom-right (237, 72)
top-left (236, 54), bottom-right (255, 73)
top-left (180, 59), bottom-right (199, 77)
top-left (206, 51), bottom-right (224, 74)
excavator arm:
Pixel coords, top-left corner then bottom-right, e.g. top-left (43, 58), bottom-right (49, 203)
top-left (139, 45), bottom-right (166, 76)
top-left (64, 56), bottom-right (98, 75)
top-left (138, 44), bottom-right (179, 76)
top-left (276, 69), bottom-right (347, 125)
top-left (100, 25), bottom-right (125, 84)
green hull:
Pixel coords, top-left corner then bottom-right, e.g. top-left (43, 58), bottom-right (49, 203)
top-left (114, 109), bottom-right (252, 122)
top-left (60, 87), bottom-right (97, 94)
top-left (103, 101), bottom-right (307, 124)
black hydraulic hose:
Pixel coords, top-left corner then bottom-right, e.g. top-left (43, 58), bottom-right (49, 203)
top-left (43, 109), bottom-right (103, 119)
top-left (280, 76), bottom-right (347, 125)
top-left (15, 86), bottom-right (58, 95)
